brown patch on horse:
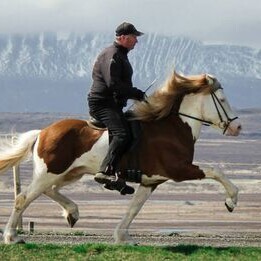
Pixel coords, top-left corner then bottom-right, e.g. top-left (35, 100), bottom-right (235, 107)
top-left (117, 71), bottom-right (209, 182)
top-left (119, 114), bottom-right (205, 182)
top-left (62, 166), bottom-right (87, 183)
top-left (38, 119), bottom-right (104, 174)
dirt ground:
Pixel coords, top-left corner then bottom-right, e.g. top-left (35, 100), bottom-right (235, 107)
top-left (0, 186), bottom-right (260, 247)
top-left (18, 231), bottom-right (261, 247)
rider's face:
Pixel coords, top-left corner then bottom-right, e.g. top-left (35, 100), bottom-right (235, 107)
top-left (120, 34), bottom-right (138, 50)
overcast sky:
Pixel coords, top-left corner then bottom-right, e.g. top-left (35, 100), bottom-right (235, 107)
top-left (0, 0), bottom-right (260, 48)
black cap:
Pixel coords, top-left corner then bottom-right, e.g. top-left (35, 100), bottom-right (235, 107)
top-left (115, 22), bottom-right (144, 36)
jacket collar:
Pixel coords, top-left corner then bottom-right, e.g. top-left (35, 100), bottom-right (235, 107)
top-left (113, 41), bottom-right (129, 54)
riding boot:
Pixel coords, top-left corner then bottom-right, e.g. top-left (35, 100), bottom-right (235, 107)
top-left (94, 165), bottom-right (116, 183)
top-left (104, 176), bottom-right (135, 195)
top-left (94, 166), bottom-right (135, 195)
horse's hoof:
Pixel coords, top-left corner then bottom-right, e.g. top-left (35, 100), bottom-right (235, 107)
top-left (115, 240), bottom-right (139, 246)
top-left (225, 198), bottom-right (235, 212)
top-left (67, 214), bottom-right (78, 228)
top-left (225, 202), bottom-right (233, 212)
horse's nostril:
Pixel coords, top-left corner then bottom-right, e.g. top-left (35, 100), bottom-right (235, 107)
top-left (238, 125), bottom-right (242, 130)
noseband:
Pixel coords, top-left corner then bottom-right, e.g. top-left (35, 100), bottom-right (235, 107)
top-left (179, 88), bottom-right (238, 134)
top-left (210, 91), bottom-right (238, 134)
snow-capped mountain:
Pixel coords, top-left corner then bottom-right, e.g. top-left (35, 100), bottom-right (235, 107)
top-left (0, 32), bottom-right (260, 113)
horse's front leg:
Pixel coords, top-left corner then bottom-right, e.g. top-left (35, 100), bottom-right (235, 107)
top-left (44, 188), bottom-right (79, 228)
top-left (203, 167), bottom-right (239, 212)
top-left (114, 184), bottom-right (156, 245)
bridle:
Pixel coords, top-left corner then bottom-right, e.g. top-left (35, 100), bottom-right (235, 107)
top-left (179, 88), bottom-right (238, 134)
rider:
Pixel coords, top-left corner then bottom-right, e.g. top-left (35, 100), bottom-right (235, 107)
top-left (87, 22), bottom-right (145, 191)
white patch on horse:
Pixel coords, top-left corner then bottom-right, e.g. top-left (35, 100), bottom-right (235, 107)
top-left (33, 138), bottom-right (71, 185)
top-left (70, 131), bottom-right (109, 174)
top-left (179, 93), bottom-right (203, 140)
top-left (33, 137), bottom-right (48, 177)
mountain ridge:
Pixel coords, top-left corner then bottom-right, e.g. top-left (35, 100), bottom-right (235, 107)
top-left (0, 32), bottom-right (260, 113)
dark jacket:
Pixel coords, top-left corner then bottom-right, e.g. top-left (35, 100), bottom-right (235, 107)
top-left (88, 42), bottom-right (144, 107)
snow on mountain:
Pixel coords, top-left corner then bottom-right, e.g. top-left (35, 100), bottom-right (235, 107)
top-left (0, 32), bottom-right (260, 113)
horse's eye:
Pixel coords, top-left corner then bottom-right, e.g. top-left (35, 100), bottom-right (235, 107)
top-left (220, 98), bottom-right (225, 103)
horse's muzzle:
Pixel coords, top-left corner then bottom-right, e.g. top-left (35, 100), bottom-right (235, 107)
top-left (225, 119), bottom-right (242, 136)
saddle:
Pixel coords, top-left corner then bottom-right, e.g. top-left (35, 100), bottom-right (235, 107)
top-left (88, 111), bottom-right (142, 151)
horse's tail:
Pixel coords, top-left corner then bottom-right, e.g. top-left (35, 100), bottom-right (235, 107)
top-left (0, 130), bottom-right (41, 174)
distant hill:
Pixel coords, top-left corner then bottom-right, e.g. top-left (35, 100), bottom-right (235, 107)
top-left (0, 32), bottom-right (260, 113)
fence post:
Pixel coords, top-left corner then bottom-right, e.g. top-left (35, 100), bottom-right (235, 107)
top-left (12, 136), bottom-right (23, 230)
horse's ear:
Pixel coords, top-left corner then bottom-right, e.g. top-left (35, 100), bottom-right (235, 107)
top-left (174, 70), bottom-right (185, 79)
top-left (206, 74), bottom-right (214, 85)
top-left (173, 70), bottom-right (179, 80)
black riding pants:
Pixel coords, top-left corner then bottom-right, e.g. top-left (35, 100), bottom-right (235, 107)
top-left (88, 99), bottom-right (132, 173)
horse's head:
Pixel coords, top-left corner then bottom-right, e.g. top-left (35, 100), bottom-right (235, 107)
top-left (133, 71), bottom-right (242, 137)
top-left (201, 74), bottom-right (242, 136)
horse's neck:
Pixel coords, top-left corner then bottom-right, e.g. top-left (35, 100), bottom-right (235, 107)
top-left (178, 94), bottom-right (203, 140)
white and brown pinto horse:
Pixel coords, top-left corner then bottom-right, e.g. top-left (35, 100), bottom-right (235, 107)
top-left (0, 71), bottom-right (241, 244)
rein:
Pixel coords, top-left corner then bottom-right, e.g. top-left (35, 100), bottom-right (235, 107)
top-left (178, 112), bottom-right (213, 126)
top-left (179, 89), bottom-right (238, 134)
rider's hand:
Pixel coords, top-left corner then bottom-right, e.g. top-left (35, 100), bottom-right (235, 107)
top-left (135, 90), bottom-right (146, 101)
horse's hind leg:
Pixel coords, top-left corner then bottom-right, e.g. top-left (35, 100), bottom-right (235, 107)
top-left (44, 188), bottom-right (79, 228)
top-left (114, 184), bottom-right (156, 245)
top-left (203, 167), bottom-right (239, 212)
top-left (3, 182), bottom-right (47, 244)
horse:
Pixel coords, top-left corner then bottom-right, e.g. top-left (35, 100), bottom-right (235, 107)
top-left (0, 71), bottom-right (242, 244)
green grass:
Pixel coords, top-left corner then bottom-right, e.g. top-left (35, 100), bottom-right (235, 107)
top-left (0, 243), bottom-right (260, 261)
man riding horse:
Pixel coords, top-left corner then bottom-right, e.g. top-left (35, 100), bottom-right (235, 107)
top-left (87, 22), bottom-right (146, 193)
top-left (0, 70), bottom-right (242, 244)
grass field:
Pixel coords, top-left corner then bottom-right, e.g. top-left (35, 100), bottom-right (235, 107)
top-left (0, 243), bottom-right (260, 261)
